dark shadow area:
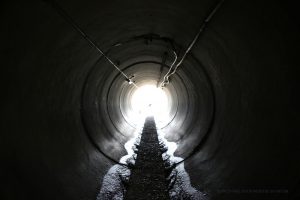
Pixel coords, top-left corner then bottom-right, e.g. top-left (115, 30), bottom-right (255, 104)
top-left (0, 0), bottom-right (298, 199)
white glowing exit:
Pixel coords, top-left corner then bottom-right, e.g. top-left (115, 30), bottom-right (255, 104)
top-left (131, 85), bottom-right (169, 123)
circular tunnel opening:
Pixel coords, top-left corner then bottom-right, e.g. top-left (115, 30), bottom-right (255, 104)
top-left (1, 1), bottom-right (296, 199)
top-left (128, 84), bottom-right (171, 127)
top-left (81, 35), bottom-right (215, 163)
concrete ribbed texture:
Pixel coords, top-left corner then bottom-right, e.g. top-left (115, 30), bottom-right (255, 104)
top-left (0, 0), bottom-right (298, 200)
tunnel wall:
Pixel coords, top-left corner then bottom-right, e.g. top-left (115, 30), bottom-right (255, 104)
top-left (1, 0), bottom-right (298, 200)
top-left (186, 1), bottom-right (298, 196)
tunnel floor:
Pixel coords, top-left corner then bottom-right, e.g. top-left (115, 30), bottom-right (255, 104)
top-left (125, 117), bottom-right (170, 200)
top-left (98, 116), bottom-right (206, 200)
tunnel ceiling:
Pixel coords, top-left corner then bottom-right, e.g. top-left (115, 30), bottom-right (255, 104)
top-left (1, 0), bottom-right (299, 200)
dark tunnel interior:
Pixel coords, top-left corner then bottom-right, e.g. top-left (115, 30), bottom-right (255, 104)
top-left (0, 0), bottom-right (299, 199)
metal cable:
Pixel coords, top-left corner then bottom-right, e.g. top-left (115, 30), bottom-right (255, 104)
top-left (160, 51), bottom-right (178, 88)
top-left (47, 0), bottom-right (225, 167)
top-left (160, 0), bottom-right (225, 88)
top-left (46, 0), bottom-right (138, 88)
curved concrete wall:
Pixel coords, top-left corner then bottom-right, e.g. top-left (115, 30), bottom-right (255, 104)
top-left (1, 0), bottom-right (298, 199)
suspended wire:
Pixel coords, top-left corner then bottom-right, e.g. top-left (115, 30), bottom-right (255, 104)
top-left (167, 0), bottom-right (225, 168)
top-left (47, 0), bottom-right (225, 167)
top-left (160, 51), bottom-right (178, 88)
top-left (160, 0), bottom-right (225, 88)
top-left (47, 0), bottom-right (138, 88)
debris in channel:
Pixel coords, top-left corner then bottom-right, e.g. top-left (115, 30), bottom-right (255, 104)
top-left (124, 116), bottom-right (169, 200)
top-left (97, 117), bottom-right (208, 200)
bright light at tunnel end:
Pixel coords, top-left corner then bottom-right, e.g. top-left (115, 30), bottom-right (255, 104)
top-left (130, 84), bottom-right (170, 127)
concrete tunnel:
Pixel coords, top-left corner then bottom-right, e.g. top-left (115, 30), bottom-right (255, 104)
top-left (0, 0), bottom-right (299, 199)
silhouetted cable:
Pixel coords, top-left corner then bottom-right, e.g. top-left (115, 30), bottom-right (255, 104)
top-left (160, 51), bottom-right (178, 88)
top-left (160, 0), bottom-right (225, 88)
top-left (45, 0), bottom-right (129, 166)
top-left (45, 0), bottom-right (138, 88)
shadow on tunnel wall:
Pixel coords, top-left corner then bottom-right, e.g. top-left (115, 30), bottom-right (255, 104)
top-left (0, 0), bottom-right (299, 199)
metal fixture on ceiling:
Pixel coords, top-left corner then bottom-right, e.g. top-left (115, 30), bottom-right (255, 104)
top-left (46, 0), bottom-right (224, 166)
top-left (46, 0), bottom-right (138, 88)
top-left (160, 0), bottom-right (225, 88)
top-left (47, 0), bottom-right (224, 90)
